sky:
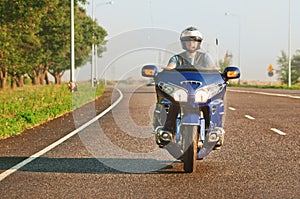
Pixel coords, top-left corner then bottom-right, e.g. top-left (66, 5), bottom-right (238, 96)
top-left (73, 0), bottom-right (300, 82)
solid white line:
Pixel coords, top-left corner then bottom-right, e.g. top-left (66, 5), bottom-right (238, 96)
top-left (0, 88), bottom-right (123, 182)
top-left (270, 128), bottom-right (287, 136)
top-left (245, 115), bottom-right (255, 120)
top-left (228, 89), bottom-right (300, 100)
top-left (228, 107), bottom-right (236, 111)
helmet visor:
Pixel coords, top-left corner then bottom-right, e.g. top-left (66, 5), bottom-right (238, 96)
top-left (181, 36), bottom-right (202, 42)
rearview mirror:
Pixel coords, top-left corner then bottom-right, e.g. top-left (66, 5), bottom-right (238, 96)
top-left (141, 65), bottom-right (158, 78)
top-left (223, 66), bottom-right (240, 80)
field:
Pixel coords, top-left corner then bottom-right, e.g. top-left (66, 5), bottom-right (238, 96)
top-left (0, 83), bottom-right (104, 139)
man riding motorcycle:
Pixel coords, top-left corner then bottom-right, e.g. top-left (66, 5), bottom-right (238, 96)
top-left (165, 27), bottom-right (216, 70)
top-left (157, 27), bottom-right (222, 149)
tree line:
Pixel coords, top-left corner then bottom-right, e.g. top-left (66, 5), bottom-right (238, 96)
top-left (0, 0), bottom-right (107, 89)
top-left (277, 50), bottom-right (300, 85)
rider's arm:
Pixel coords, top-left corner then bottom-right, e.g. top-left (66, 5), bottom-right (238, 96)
top-left (165, 55), bottom-right (178, 70)
top-left (165, 62), bottom-right (176, 70)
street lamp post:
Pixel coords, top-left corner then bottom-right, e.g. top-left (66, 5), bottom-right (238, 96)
top-left (225, 12), bottom-right (241, 83)
top-left (91, 0), bottom-right (113, 87)
top-left (288, 0), bottom-right (292, 87)
top-left (91, 0), bottom-right (95, 87)
top-left (70, 0), bottom-right (113, 89)
top-left (71, 0), bottom-right (75, 83)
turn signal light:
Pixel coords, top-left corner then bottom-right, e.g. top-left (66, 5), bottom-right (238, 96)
top-left (143, 69), bottom-right (155, 76)
top-left (227, 71), bottom-right (238, 78)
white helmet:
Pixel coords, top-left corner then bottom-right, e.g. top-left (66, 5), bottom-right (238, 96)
top-left (180, 27), bottom-right (203, 51)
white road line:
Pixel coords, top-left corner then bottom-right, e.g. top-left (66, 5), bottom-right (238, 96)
top-left (0, 88), bottom-right (123, 182)
top-left (228, 89), bottom-right (300, 99)
top-left (270, 128), bottom-right (287, 136)
top-left (228, 107), bottom-right (236, 111)
top-left (245, 115), bottom-right (255, 120)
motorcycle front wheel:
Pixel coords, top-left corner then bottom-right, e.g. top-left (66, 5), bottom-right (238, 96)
top-left (182, 125), bottom-right (198, 173)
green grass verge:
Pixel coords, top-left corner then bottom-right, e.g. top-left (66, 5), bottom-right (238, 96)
top-left (228, 82), bottom-right (300, 90)
top-left (0, 83), bottom-right (104, 139)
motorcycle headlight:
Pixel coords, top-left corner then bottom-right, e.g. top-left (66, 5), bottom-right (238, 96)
top-left (159, 82), bottom-right (188, 102)
top-left (195, 83), bottom-right (224, 103)
top-left (173, 89), bottom-right (188, 102)
top-left (195, 87), bottom-right (210, 103)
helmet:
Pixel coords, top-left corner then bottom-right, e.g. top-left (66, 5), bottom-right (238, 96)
top-left (180, 27), bottom-right (203, 51)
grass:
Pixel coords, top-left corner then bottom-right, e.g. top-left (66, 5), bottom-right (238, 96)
top-left (0, 82), bottom-right (104, 139)
top-left (228, 82), bottom-right (300, 90)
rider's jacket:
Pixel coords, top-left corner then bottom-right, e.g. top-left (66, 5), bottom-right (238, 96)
top-left (168, 51), bottom-right (218, 70)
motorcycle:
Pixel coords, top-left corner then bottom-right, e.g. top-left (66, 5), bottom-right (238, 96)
top-left (141, 64), bottom-right (240, 173)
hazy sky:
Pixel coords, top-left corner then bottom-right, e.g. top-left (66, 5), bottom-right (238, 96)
top-left (75, 0), bottom-right (300, 82)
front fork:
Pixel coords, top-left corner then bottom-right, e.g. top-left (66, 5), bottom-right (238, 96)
top-left (154, 104), bottom-right (224, 149)
top-left (175, 111), bottom-right (205, 149)
top-left (175, 110), bottom-right (224, 151)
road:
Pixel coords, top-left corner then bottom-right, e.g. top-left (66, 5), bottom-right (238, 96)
top-left (0, 85), bottom-right (299, 198)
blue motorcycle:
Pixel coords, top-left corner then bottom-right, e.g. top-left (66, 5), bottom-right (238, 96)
top-left (142, 64), bottom-right (240, 172)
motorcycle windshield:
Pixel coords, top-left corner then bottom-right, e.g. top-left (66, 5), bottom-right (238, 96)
top-left (174, 50), bottom-right (220, 72)
top-left (155, 66), bottom-right (224, 89)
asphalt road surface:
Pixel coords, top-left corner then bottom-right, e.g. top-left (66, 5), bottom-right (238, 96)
top-left (0, 84), bottom-right (299, 198)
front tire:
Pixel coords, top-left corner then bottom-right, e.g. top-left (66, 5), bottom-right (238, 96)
top-left (182, 125), bottom-right (198, 173)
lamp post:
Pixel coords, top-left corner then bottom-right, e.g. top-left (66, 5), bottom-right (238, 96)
top-left (91, 0), bottom-right (113, 87)
top-left (91, 0), bottom-right (95, 87)
top-left (71, 0), bottom-right (75, 83)
top-left (225, 12), bottom-right (241, 83)
top-left (288, 0), bottom-right (292, 87)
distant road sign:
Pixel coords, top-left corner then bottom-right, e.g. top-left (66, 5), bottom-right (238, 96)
top-left (268, 71), bottom-right (274, 77)
top-left (268, 64), bottom-right (274, 72)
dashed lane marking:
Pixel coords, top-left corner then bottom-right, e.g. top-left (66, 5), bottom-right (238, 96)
top-left (270, 128), bottom-right (287, 136)
top-left (228, 90), bottom-right (289, 136)
top-left (228, 107), bottom-right (236, 111)
top-left (245, 115), bottom-right (255, 120)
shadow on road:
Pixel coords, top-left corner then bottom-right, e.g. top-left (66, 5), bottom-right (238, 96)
top-left (0, 157), bottom-right (185, 174)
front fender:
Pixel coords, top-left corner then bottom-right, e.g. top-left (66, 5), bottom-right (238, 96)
top-left (182, 113), bottom-right (200, 125)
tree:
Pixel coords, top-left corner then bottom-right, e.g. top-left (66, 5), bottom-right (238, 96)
top-left (39, 1), bottom-right (107, 84)
top-left (277, 50), bottom-right (300, 85)
top-left (38, 0), bottom-right (71, 84)
top-left (0, 0), bottom-right (58, 88)
top-left (74, 6), bottom-right (107, 67)
top-left (292, 50), bottom-right (300, 83)
top-left (0, 25), bottom-right (11, 89)
top-left (219, 51), bottom-right (233, 71)
top-left (0, 0), bottom-right (107, 88)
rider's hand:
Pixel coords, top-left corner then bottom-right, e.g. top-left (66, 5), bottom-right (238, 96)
top-left (165, 63), bottom-right (176, 70)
